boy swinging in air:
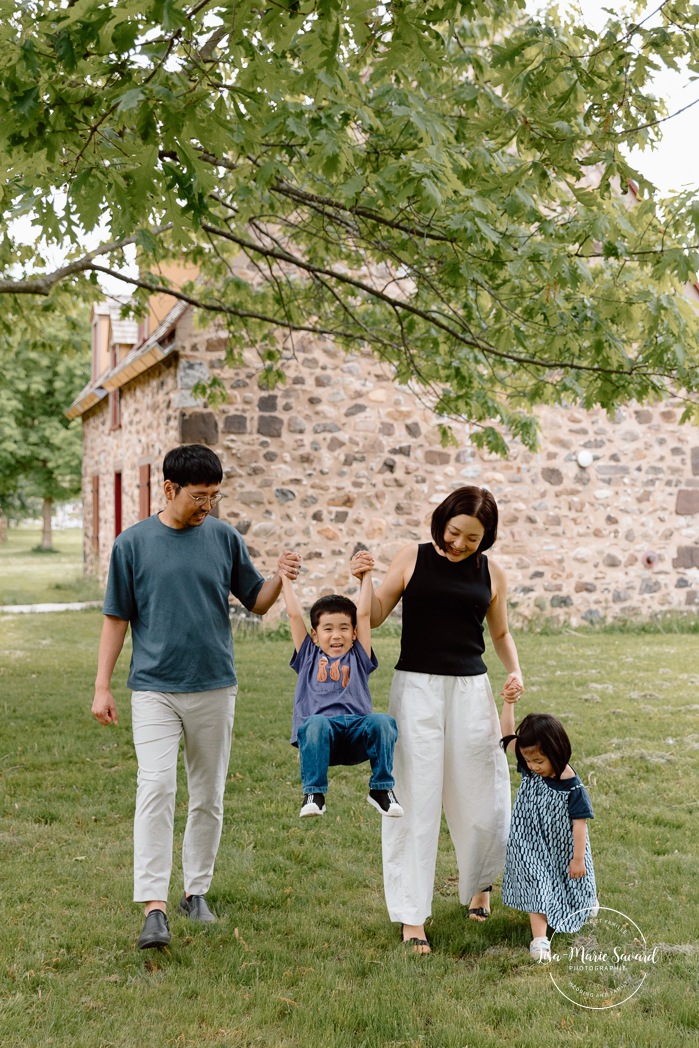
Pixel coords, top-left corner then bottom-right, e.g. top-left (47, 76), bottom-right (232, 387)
top-left (282, 558), bottom-right (403, 819)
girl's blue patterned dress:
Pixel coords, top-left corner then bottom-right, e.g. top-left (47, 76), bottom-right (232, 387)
top-left (501, 767), bottom-right (597, 932)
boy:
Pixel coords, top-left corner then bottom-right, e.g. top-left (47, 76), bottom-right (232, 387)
top-left (281, 562), bottom-right (403, 819)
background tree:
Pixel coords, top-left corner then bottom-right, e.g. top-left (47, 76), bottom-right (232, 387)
top-left (0, 303), bottom-right (90, 548)
top-left (1, 1), bottom-right (698, 451)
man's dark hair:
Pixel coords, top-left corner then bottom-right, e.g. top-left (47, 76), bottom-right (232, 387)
top-left (163, 445), bottom-right (223, 487)
top-left (310, 594), bottom-right (357, 630)
top-left (430, 485), bottom-right (498, 557)
top-left (501, 712), bottom-right (572, 780)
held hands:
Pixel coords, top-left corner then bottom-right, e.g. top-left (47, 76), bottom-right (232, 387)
top-left (277, 550), bottom-right (302, 581)
top-left (569, 857), bottom-right (587, 879)
top-left (501, 672), bottom-right (524, 703)
top-left (350, 549), bottom-right (374, 579)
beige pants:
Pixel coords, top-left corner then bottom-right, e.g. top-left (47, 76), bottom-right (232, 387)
top-left (382, 671), bottom-right (511, 925)
top-left (131, 687), bottom-right (237, 903)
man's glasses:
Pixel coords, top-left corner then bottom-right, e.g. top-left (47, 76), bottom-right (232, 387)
top-left (183, 490), bottom-right (224, 508)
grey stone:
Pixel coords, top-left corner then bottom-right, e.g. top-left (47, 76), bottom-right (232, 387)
top-left (676, 489), bottom-right (699, 515)
top-left (542, 468), bottom-right (563, 486)
top-left (327, 436), bottom-right (346, 452)
top-left (258, 416), bottom-right (283, 438)
top-left (603, 553), bottom-right (622, 567)
top-left (275, 488), bottom-right (296, 503)
top-left (676, 577), bottom-right (690, 588)
top-left (223, 414), bottom-right (247, 434)
top-left (345, 403), bottom-right (367, 416)
top-left (300, 495), bottom-right (318, 508)
top-left (264, 451), bottom-right (277, 462)
top-left (238, 490), bottom-right (265, 506)
top-left (313, 422), bottom-right (341, 434)
top-left (177, 359), bottom-right (209, 389)
top-left (179, 412), bottom-right (218, 445)
top-left (597, 465), bottom-right (629, 476)
top-left (673, 546), bottom-right (699, 569)
top-left (258, 395), bottom-right (278, 412)
top-left (692, 447), bottom-right (699, 476)
top-left (612, 590), bottom-right (630, 603)
top-left (406, 422), bottom-right (421, 438)
top-left (550, 595), bottom-right (573, 607)
top-left (389, 445), bottom-right (411, 456)
top-left (379, 458), bottom-right (396, 474)
top-left (634, 409), bottom-right (653, 423)
top-left (315, 374), bottom-right (333, 387)
top-left (380, 423), bottom-right (396, 437)
top-left (333, 510), bottom-right (349, 523)
top-left (234, 519), bottom-right (251, 535)
top-left (582, 608), bottom-right (602, 624)
top-left (288, 416), bottom-right (306, 434)
top-left (639, 578), bottom-right (661, 595)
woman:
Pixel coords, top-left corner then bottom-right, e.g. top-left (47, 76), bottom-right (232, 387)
top-left (351, 486), bottom-right (523, 954)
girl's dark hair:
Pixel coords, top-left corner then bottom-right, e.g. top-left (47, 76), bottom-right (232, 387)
top-left (310, 595), bottom-right (357, 630)
top-left (163, 445), bottom-right (223, 487)
top-left (430, 486), bottom-right (498, 557)
top-left (501, 712), bottom-right (572, 780)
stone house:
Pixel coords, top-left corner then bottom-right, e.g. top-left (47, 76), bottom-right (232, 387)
top-left (67, 278), bottom-right (699, 626)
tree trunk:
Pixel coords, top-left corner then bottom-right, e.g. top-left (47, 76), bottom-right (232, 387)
top-left (41, 497), bottom-right (53, 550)
top-left (0, 515), bottom-right (7, 543)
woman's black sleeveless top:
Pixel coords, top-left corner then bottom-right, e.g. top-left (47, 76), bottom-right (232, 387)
top-left (395, 543), bottom-right (491, 676)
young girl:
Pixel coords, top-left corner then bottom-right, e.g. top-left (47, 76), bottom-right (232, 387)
top-left (500, 706), bottom-right (597, 962)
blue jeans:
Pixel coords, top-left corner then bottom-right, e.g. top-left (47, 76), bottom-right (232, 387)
top-left (297, 713), bottom-right (398, 794)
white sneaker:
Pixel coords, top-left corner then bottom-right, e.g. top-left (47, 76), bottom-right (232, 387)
top-left (529, 936), bottom-right (552, 962)
top-left (367, 788), bottom-right (404, 818)
top-left (300, 793), bottom-right (326, 817)
top-left (590, 898), bottom-right (600, 918)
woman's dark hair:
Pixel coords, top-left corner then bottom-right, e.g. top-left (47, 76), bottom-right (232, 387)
top-left (163, 445), bottom-right (223, 487)
top-left (310, 595), bottom-right (357, 630)
top-left (430, 486), bottom-right (498, 556)
top-left (501, 712), bottom-right (572, 780)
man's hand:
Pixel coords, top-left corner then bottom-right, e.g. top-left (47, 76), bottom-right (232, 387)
top-left (277, 550), bottom-right (301, 580)
top-left (92, 686), bottom-right (119, 726)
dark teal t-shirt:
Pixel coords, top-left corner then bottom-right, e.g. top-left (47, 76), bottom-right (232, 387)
top-left (102, 513), bottom-right (264, 692)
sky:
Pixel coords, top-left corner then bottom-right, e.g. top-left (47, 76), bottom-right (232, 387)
top-left (527, 0), bottom-right (699, 195)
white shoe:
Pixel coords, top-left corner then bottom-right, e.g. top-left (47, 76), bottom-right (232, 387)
top-left (590, 898), bottom-right (600, 918)
top-left (300, 793), bottom-right (326, 817)
top-left (367, 788), bottom-right (404, 818)
top-left (529, 936), bottom-right (551, 962)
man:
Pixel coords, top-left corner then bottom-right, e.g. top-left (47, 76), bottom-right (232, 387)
top-left (91, 444), bottom-right (299, 949)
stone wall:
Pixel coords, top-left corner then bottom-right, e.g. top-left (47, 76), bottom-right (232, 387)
top-left (81, 308), bottom-right (699, 624)
top-left (81, 357), bottom-right (180, 578)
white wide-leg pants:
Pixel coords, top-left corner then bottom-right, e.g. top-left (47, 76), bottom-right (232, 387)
top-left (382, 671), bottom-right (511, 925)
top-left (131, 687), bottom-right (237, 903)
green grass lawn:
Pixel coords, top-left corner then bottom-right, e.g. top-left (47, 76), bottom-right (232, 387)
top-left (0, 527), bottom-right (103, 605)
top-left (0, 612), bottom-right (697, 1047)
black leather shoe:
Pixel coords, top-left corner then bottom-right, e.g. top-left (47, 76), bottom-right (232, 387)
top-left (179, 893), bottom-right (217, 923)
top-left (138, 909), bottom-right (171, 949)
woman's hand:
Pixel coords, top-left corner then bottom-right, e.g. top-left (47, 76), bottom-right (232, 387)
top-left (501, 672), bottom-right (524, 702)
top-left (350, 549), bottom-right (374, 579)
